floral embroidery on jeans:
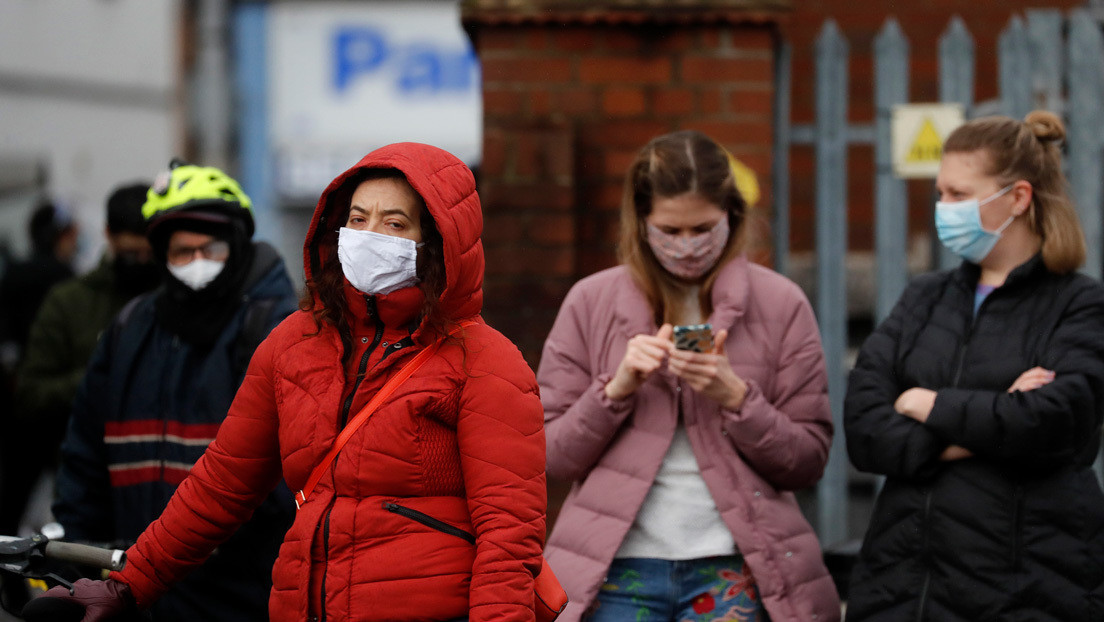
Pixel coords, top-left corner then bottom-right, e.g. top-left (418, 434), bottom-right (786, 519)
top-left (681, 564), bottom-right (764, 622)
top-left (586, 557), bottom-right (769, 622)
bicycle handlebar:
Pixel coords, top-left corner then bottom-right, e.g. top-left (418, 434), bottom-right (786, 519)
top-left (42, 541), bottom-right (126, 572)
top-left (0, 535), bottom-right (127, 575)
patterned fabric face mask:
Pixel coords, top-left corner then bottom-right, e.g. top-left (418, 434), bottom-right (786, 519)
top-left (646, 217), bottom-right (730, 280)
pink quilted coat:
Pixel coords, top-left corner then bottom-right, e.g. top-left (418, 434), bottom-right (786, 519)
top-left (538, 255), bottom-right (841, 622)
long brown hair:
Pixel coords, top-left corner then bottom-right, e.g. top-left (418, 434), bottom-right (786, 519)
top-left (299, 169), bottom-right (449, 364)
top-left (618, 130), bottom-right (749, 326)
top-left (942, 110), bottom-right (1085, 274)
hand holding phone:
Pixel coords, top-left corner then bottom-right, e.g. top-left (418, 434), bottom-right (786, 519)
top-left (604, 324), bottom-right (675, 401)
top-left (667, 325), bottom-right (748, 410)
top-left (672, 323), bottom-right (714, 353)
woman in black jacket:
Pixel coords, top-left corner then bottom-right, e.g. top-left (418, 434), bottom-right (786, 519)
top-left (844, 110), bottom-right (1104, 621)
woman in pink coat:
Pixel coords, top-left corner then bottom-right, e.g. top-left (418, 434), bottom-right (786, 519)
top-left (538, 130), bottom-right (841, 622)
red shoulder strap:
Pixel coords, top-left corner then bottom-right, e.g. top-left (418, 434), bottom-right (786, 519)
top-left (294, 320), bottom-right (476, 508)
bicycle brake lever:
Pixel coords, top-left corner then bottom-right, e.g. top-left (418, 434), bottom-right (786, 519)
top-left (40, 572), bottom-right (75, 594)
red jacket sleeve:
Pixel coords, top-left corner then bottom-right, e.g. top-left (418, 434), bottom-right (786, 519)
top-left (455, 326), bottom-right (546, 622)
top-left (113, 333), bottom-right (286, 607)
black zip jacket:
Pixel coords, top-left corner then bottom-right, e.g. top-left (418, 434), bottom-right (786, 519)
top-left (54, 242), bottom-right (299, 622)
top-left (844, 254), bottom-right (1104, 622)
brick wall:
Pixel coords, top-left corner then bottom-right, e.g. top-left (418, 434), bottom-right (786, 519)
top-left (463, 2), bottom-right (788, 367)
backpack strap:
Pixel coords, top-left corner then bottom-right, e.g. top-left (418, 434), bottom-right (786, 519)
top-left (110, 294), bottom-right (150, 356)
top-left (235, 297), bottom-right (279, 376)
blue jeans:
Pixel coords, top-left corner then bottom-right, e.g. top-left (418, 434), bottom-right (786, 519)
top-left (585, 556), bottom-right (770, 622)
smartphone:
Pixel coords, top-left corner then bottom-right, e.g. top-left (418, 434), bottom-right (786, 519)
top-left (672, 323), bottom-right (714, 353)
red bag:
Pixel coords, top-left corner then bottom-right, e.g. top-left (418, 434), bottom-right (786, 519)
top-left (534, 557), bottom-right (568, 622)
top-left (296, 322), bottom-right (567, 621)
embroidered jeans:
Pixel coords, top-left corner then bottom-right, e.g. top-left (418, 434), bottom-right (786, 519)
top-left (585, 556), bottom-right (770, 622)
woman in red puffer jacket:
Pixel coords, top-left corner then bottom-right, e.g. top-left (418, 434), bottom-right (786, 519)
top-left (34, 143), bottom-right (547, 622)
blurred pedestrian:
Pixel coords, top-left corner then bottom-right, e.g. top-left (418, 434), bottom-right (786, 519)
top-left (35, 143), bottom-right (547, 622)
top-left (3, 183), bottom-right (160, 542)
top-left (0, 201), bottom-right (79, 612)
top-left (539, 130), bottom-right (840, 622)
top-left (844, 111), bottom-right (1104, 621)
top-left (0, 202), bottom-right (78, 386)
top-left (51, 161), bottom-right (298, 622)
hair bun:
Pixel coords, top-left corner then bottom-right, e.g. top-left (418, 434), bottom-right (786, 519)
top-left (1024, 110), bottom-right (1065, 144)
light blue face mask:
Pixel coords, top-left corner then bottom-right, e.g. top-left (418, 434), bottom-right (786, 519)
top-left (934, 184), bottom-right (1016, 264)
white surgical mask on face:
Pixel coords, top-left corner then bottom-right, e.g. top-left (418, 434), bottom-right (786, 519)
top-left (337, 227), bottom-right (421, 295)
top-left (167, 258), bottom-right (225, 291)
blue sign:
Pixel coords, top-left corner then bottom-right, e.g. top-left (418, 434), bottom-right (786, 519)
top-left (333, 25), bottom-right (479, 95)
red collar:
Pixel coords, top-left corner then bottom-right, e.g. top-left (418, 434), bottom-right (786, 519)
top-left (342, 279), bottom-right (425, 333)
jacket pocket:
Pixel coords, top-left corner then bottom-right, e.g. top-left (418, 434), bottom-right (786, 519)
top-left (383, 502), bottom-right (476, 544)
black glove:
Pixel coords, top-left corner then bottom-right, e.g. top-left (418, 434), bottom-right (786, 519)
top-left (23, 578), bottom-right (134, 622)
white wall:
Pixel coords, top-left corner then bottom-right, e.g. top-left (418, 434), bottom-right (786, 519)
top-left (0, 0), bottom-right (181, 268)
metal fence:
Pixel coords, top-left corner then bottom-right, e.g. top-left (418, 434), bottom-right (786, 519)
top-left (773, 10), bottom-right (1104, 546)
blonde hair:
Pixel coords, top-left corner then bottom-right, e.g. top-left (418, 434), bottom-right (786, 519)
top-left (943, 110), bottom-right (1085, 274)
top-left (618, 130), bottom-right (749, 326)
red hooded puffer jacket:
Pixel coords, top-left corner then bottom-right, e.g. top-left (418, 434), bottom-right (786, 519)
top-left (112, 144), bottom-right (547, 622)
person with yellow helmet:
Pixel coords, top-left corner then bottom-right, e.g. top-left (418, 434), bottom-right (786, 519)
top-left (140, 159), bottom-right (262, 344)
top-left (50, 160), bottom-right (299, 622)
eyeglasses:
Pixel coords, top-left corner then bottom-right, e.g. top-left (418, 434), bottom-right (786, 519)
top-left (166, 239), bottom-right (230, 266)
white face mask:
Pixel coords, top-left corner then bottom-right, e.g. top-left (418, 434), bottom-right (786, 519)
top-left (337, 227), bottom-right (421, 295)
top-left (167, 258), bottom-right (225, 291)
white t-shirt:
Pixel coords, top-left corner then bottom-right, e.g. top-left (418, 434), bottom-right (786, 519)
top-left (615, 286), bottom-right (736, 560)
top-left (614, 425), bottom-right (736, 560)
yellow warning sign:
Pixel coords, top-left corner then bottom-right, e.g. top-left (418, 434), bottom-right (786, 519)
top-left (891, 103), bottom-right (965, 179)
top-left (906, 119), bottom-right (944, 163)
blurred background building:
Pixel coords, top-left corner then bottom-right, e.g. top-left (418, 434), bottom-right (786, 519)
top-left (5, 0), bottom-right (1095, 354)
top-left (3, 0), bottom-right (1103, 586)
top-left (0, 2), bottom-right (179, 270)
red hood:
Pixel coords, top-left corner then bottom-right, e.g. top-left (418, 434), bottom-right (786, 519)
top-left (303, 142), bottom-right (484, 323)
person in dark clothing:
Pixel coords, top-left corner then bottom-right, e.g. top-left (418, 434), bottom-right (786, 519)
top-left (0, 202), bottom-right (78, 379)
top-left (4, 184), bottom-right (160, 543)
top-left (844, 110), bottom-right (1104, 621)
top-left (0, 201), bottom-right (79, 609)
top-left (51, 161), bottom-right (298, 622)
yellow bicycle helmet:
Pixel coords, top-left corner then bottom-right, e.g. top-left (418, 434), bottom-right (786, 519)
top-left (143, 159), bottom-right (255, 237)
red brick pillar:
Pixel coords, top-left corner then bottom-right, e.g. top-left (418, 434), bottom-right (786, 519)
top-left (463, 1), bottom-right (789, 369)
